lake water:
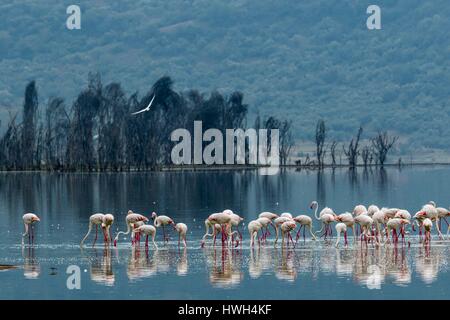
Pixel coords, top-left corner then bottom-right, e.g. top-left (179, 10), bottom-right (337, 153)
top-left (0, 167), bottom-right (449, 299)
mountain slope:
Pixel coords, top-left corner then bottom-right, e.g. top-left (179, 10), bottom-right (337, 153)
top-left (0, 0), bottom-right (449, 153)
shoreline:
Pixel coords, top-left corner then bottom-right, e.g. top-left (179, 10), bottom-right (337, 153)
top-left (1, 162), bottom-right (450, 173)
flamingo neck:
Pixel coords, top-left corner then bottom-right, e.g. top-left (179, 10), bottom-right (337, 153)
top-left (22, 223), bottom-right (29, 237)
top-left (115, 223), bottom-right (131, 240)
top-left (314, 205), bottom-right (320, 220)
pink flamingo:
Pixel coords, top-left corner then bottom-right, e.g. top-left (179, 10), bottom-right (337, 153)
top-left (205, 212), bottom-right (232, 247)
top-left (248, 220), bottom-right (263, 247)
top-left (133, 225), bottom-right (158, 249)
top-left (114, 210), bottom-right (149, 246)
top-left (151, 212), bottom-right (175, 243)
top-left (335, 223), bottom-right (348, 247)
top-left (293, 215), bottom-right (317, 242)
top-left (22, 213), bottom-right (40, 245)
top-left (174, 223), bottom-right (188, 248)
top-left (280, 220), bottom-right (296, 248)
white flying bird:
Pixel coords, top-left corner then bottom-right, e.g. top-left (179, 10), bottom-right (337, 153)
top-left (131, 94), bottom-right (155, 115)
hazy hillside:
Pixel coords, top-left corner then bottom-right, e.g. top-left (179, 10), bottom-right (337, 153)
top-left (1, 0), bottom-right (450, 154)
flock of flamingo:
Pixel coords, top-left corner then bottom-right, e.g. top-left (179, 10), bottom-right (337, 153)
top-left (21, 201), bottom-right (450, 249)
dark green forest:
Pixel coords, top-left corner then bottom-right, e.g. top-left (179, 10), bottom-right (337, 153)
top-left (1, 0), bottom-right (450, 155)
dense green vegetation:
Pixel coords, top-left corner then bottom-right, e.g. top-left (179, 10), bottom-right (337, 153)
top-left (1, 0), bottom-right (449, 154)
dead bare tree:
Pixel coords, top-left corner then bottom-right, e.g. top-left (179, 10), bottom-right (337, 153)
top-left (279, 120), bottom-right (294, 165)
top-left (0, 113), bottom-right (21, 170)
top-left (98, 83), bottom-right (128, 171)
top-left (343, 126), bottom-right (363, 168)
top-left (20, 81), bottom-right (39, 169)
top-left (361, 145), bottom-right (372, 167)
top-left (371, 131), bottom-right (398, 167)
top-left (330, 141), bottom-right (338, 167)
top-left (315, 119), bottom-right (326, 168)
top-left (262, 117), bottom-right (294, 165)
top-left (44, 97), bottom-right (69, 170)
top-left (66, 79), bottom-right (101, 171)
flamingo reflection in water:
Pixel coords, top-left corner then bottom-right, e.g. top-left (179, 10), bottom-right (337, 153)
top-left (88, 247), bottom-right (115, 286)
top-left (274, 247), bottom-right (297, 282)
top-left (176, 248), bottom-right (188, 276)
top-left (126, 246), bottom-right (180, 281)
top-left (126, 246), bottom-right (157, 281)
top-left (384, 246), bottom-right (411, 286)
top-left (204, 247), bottom-right (243, 288)
top-left (415, 245), bottom-right (445, 285)
top-left (335, 247), bottom-right (354, 277)
top-left (22, 245), bottom-right (40, 280)
top-left (352, 246), bottom-right (385, 289)
top-left (248, 246), bottom-right (275, 279)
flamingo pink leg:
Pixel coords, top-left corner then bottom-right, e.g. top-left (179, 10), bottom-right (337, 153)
top-left (162, 225), bottom-right (167, 243)
top-left (296, 225), bottom-right (303, 241)
top-left (289, 232), bottom-right (295, 247)
top-left (93, 225), bottom-right (98, 247)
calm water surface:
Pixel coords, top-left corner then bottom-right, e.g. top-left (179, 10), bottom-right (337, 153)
top-left (0, 167), bottom-right (449, 299)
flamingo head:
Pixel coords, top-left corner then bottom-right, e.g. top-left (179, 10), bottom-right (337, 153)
top-left (127, 210), bottom-right (133, 215)
top-left (102, 214), bottom-right (114, 227)
top-left (428, 201), bottom-right (436, 207)
top-left (400, 219), bottom-right (410, 225)
top-left (32, 216), bottom-right (40, 222)
top-left (310, 201), bottom-right (318, 210)
top-left (151, 212), bottom-right (157, 220)
top-left (417, 211), bottom-right (427, 217)
top-left (287, 221), bottom-right (297, 230)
